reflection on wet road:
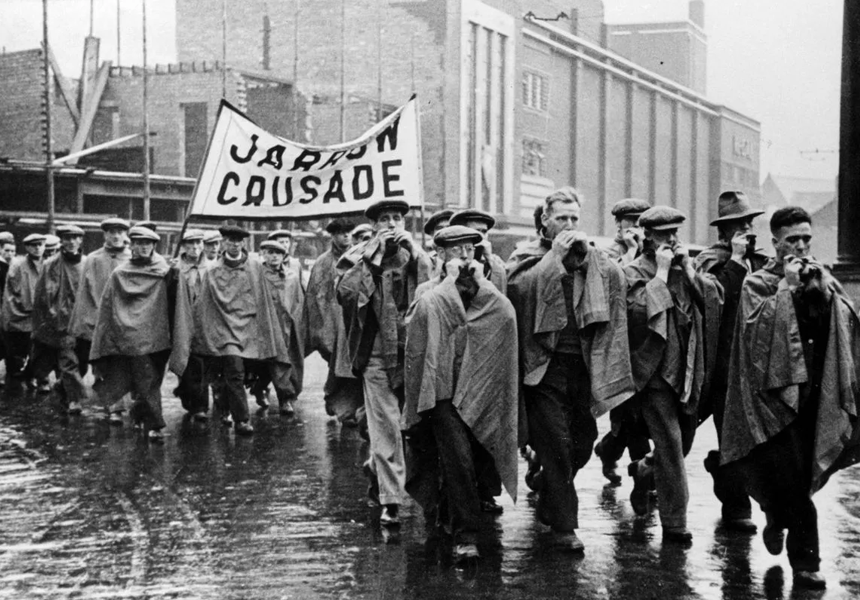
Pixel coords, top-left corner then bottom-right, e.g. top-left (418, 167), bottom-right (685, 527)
top-left (1, 355), bottom-right (858, 599)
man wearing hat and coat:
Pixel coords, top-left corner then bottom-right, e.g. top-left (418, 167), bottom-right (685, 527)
top-left (267, 229), bottom-right (304, 285)
top-left (167, 229), bottom-right (211, 420)
top-left (337, 199), bottom-right (432, 526)
top-left (694, 191), bottom-right (769, 533)
top-left (594, 198), bottom-right (653, 485)
top-left (304, 217), bottom-right (365, 426)
top-left (2, 233), bottom-right (46, 387)
top-left (42, 235), bottom-right (61, 260)
top-left (624, 205), bottom-right (722, 542)
top-left (202, 230), bottom-right (222, 261)
top-left (0, 232), bottom-right (15, 378)
top-left (423, 209), bottom-right (453, 278)
top-left (171, 222), bottom-right (293, 436)
top-left (449, 209), bottom-right (507, 293)
top-left (69, 218), bottom-right (131, 395)
top-left (248, 239), bottom-right (305, 416)
top-left (31, 225), bottom-right (87, 413)
top-left (721, 206), bottom-right (860, 589)
top-left (507, 187), bottom-right (635, 552)
top-left (403, 225), bottom-right (519, 562)
top-left (90, 226), bottom-right (171, 440)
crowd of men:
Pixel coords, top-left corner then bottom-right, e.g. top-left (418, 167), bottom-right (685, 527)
top-left (0, 187), bottom-right (858, 589)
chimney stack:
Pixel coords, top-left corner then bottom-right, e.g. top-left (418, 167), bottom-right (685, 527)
top-left (689, 0), bottom-right (705, 29)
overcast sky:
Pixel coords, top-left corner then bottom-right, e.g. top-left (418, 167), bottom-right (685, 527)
top-left (1, 0), bottom-right (844, 182)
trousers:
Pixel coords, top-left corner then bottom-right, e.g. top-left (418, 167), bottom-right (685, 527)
top-left (31, 337), bottom-right (87, 405)
top-left (640, 377), bottom-right (694, 529)
top-left (524, 353), bottom-right (597, 532)
top-left (362, 356), bottom-right (405, 506)
top-left (206, 355), bottom-right (250, 423)
top-left (92, 352), bottom-right (169, 430)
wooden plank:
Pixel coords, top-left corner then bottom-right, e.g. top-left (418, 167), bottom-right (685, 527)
top-left (45, 44), bottom-right (80, 126)
top-left (67, 62), bottom-right (112, 163)
top-left (78, 36), bottom-right (100, 114)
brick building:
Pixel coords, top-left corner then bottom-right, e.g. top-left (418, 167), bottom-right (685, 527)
top-left (174, 0), bottom-right (760, 246)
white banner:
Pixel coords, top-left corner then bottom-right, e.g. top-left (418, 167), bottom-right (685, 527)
top-left (188, 97), bottom-right (423, 219)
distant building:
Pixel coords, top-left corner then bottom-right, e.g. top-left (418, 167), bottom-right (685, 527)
top-left (0, 0), bottom-right (761, 252)
top-left (606, 0), bottom-right (707, 94)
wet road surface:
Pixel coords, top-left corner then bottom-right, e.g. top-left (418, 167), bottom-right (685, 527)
top-left (1, 355), bottom-right (859, 599)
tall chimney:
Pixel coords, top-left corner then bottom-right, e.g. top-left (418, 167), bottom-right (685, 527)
top-left (689, 0), bottom-right (705, 29)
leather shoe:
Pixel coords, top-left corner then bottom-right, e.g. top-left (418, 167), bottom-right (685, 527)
top-left (663, 527), bottom-right (693, 544)
top-left (480, 498), bottom-right (504, 514)
top-left (108, 411), bottom-right (124, 426)
top-left (254, 389), bottom-right (270, 409)
top-left (67, 401), bottom-right (83, 415)
top-left (763, 513), bottom-right (785, 555)
top-left (148, 429), bottom-right (165, 443)
top-left (554, 531), bottom-right (585, 554)
top-left (234, 421), bottom-right (254, 436)
top-left (594, 442), bottom-right (622, 485)
top-left (380, 505), bottom-right (400, 527)
top-left (628, 460), bottom-right (652, 516)
top-left (793, 570), bottom-right (826, 589)
top-left (280, 400), bottom-right (295, 416)
top-left (722, 517), bottom-right (757, 533)
top-left (452, 543), bottom-right (480, 563)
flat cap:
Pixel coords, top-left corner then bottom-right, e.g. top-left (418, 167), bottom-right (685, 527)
top-left (326, 218), bottom-right (356, 235)
top-left (0, 231), bottom-right (15, 244)
top-left (611, 198), bottom-right (651, 219)
top-left (267, 229), bottom-right (293, 240)
top-left (203, 230), bottom-right (222, 243)
top-left (449, 209), bottom-right (496, 230)
top-left (351, 224), bottom-right (373, 239)
top-left (56, 224), bottom-right (85, 237)
top-left (423, 209), bottom-right (454, 235)
top-left (135, 220), bottom-right (157, 232)
top-left (259, 240), bottom-right (287, 254)
top-left (182, 228), bottom-right (205, 242)
top-left (100, 217), bottom-right (130, 231)
top-left (23, 233), bottom-right (47, 244)
top-left (639, 206), bottom-right (686, 231)
top-left (44, 235), bottom-right (60, 249)
top-left (128, 226), bottom-right (160, 242)
top-left (218, 221), bottom-right (250, 239)
top-left (433, 225), bottom-right (483, 248)
top-left (365, 199), bottom-right (410, 221)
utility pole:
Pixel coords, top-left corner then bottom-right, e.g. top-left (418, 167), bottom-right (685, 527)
top-left (117, 0), bottom-right (121, 66)
top-left (222, 0), bottom-right (228, 98)
top-left (43, 0), bottom-right (55, 231)
top-left (142, 0), bottom-right (150, 220)
top-left (340, 0), bottom-right (346, 142)
top-left (293, 0), bottom-right (300, 137)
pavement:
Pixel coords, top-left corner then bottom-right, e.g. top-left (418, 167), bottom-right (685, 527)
top-left (1, 354), bottom-right (859, 599)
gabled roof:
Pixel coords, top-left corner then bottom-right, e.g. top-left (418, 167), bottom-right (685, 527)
top-left (763, 173), bottom-right (836, 214)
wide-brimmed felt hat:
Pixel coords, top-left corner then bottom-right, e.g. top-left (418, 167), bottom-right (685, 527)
top-left (100, 217), bottom-right (130, 231)
top-left (423, 209), bottom-right (454, 235)
top-left (433, 225), bottom-right (484, 248)
top-left (365, 199), bottom-right (410, 221)
top-left (611, 198), bottom-right (651, 219)
top-left (203, 230), bottom-right (222, 243)
top-left (23, 233), bottom-right (47, 245)
top-left (710, 191), bottom-right (765, 225)
top-left (56, 224), bottom-right (85, 237)
top-left (218, 221), bottom-right (250, 239)
top-left (259, 240), bottom-right (287, 254)
top-left (449, 209), bottom-right (496, 230)
top-left (128, 226), bottom-right (160, 242)
top-left (182, 229), bottom-right (205, 242)
top-left (639, 206), bottom-right (686, 231)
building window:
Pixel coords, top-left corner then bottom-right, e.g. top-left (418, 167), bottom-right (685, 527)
top-left (523, 71), bottom-right (549, 112)
top-left (522, 138), bottom-right (547, 177)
